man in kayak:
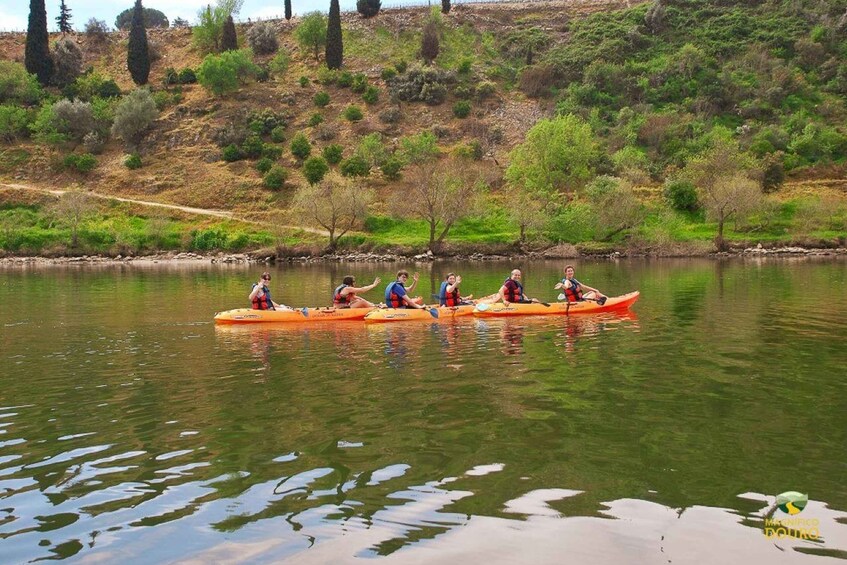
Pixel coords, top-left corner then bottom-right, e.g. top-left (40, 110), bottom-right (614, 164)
top-left (385, 270), bottom-right (428, 309)
top-left (249, 272), bottom-right (294, 311)
top-left (554, 265), bottom-right (607, 303)
top-left (438, 273), bottom-right (474, 306)
top-left (333, 275), bottom-right (381, 308)
top-left (491, 269), bottom-right (540, 306)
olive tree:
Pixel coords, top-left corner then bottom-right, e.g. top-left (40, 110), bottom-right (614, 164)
top-left (292, 172), bottom-right (373, 250)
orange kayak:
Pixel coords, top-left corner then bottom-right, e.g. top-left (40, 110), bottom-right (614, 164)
top-left (214, 307), bottom-right (375, 324)
top-left (473, 291), bottom-right (640, 317)
top-left (364, 304), bottom-right (475, 323)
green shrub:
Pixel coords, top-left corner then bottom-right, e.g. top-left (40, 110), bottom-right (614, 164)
top-left (313, 90), bottom-right (330, 107)
top-left (163, 67), bottom-right (179, 85)
top-left (308, 113), bottom-right (324, 127)
top-left (269, 51), bottom-right (290, 78)
top-left (395, 60), bottom-right (407, 74)
top-left (178, 68), bottom-right (197, 84)
top-left (240, 135), bottom-right (265, 159)
top-left (343, 105), bottom-right (364, 122)
top-left (124, 153), bottom-right (142, 169)
top-left (299, 76), bottom-right (310, 87)
top-left (456, 57), bottom-right (473, 75)
top-left (303, 156), bottom-right (329, 184)
top-left (0, 61), bottom-right (44, 105)
top-left (248, 109), bottom-right (286, 136)
top-left (190, 228), bottom-right (228, 251)
top-left (663, 179), bottom-right (699, 212)
top-left (381, 154), bottom-right (403, 180)
top-left (381, 67), bottom-right (397, 81)
top-left (362, 85), bottom-right (379, 104)
top-left (337, 70), bottom-right (353, 87)
top-left (63, 153), bottom-right (97, 173)
top-left (322, 143), bottom-right (343, 164)
top-left (316, 65), bottom-right (337, 85)
top-left (256, 157), bottom-right (274, 173)
top-left (222, 144), bottom-right (242, 162)
top-left (340, 154), bottom-right (370, 177)
top-left (264, 165), bottom-right (288, 189)
top-left (290, 132), bottom-right (311, 159)
top-left (197, 50), bottom-right (260, 97)
top-left (261, 144), bottom-right (283, 160)
top-left (452, 100), bottom-right (471, 118)
top-left (0, 105), bottom-right (31, 142)
top-left (351, 73), bottom-right (368, 93)
top-left (270, 125), bottom-right (286, 143)
top-left (475, 80), bottom-right (496, 99)
top-left (246, 21), bottom-right (279, 55)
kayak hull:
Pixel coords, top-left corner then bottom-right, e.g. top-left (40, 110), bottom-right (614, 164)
top-left (214, 307), bottom-right (374, 324)
top-left (473, 291), bottom-right (640, 317)
top-left (364, 304), bottom-right (475, 323)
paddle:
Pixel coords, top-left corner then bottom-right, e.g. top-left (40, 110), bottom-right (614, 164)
top-left (557, 294), bottom-right (607, 306)
top-left (427, 306), bottom-right (439, 319)
top-left (301, 307), bottom-right (310, 317)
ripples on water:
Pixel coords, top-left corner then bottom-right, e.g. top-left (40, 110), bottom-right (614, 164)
top-left (0, 259), bottom-right (845, 563)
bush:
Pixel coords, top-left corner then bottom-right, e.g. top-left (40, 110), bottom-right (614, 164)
top-left (357, 0), bottom-right (381, 18)
top-left (124, 153), bottom-right (142, 169)
top-left (663, 179), bottom-right (699, 212)
top-left (303, 156), bottom-right (329, 184)
top-left (82, 131), bottom-right (105, 154)
top-left (290, 132), bottom-right (311, 159)
top-left (379, 107), bottom-right (401, 123)
top-left (388, 65), bottom-right (452, 105)
top-left (314, 123), bottom-right (338, 141)
top-left (64, 72), bottom-right (122, 101)
top-left (340, 154), bottom-right (370, 177)
top-left (261, 144), bottom-right (283, 160)
top-left (322, 144), bottom-right (343, 164)
top-left (0, 105), bottom-right (30, 142)
top-left (63, 153), bottom-right (97, 173)
top-left (381, 154), bottom-right (403, 180)
top-left (51, 37), bottom-right (84, 88)
top-left (343, 105), bottom-right (364, 122)
top-left (337, 71), bottom-right (353, 87)
top-left (395, 60), bottom-right (408, 74)
top-left (111, 88), bottom-right (159, 147)
top-left (269, 51), bottom-right (290, 77)
top-left (247, 22), bottom-right (279, 55)
top-left (248, 108), bottom-right (286, 135)
top-left (53, 99), bottom-right (95, 141)
top-left (295, 12), bottom-right (328, 61)
top-left (270, 125), bottom-right (286, 143)
top-left (456, 58), bottom-right (472, 75)
top-left (0, 61), bottom-right (44, 105)
top-left (264, 165), bottom-right (288, 189)
top-left (519, 65), bottom-right (556, 98)
top-left (351, 73), bottom-right (368, 93)
top-left (197, 50), bottom-right (260, 97)
top-left (381, 67), bottom-right (397, 81)
top-left (240, 135), bottom-right (264, 159)
top-left (222, 144), bottom-right (242, 161)
top-left (299, 76), bottom-right (309, 87)
top-left (163, 67), bottom-right (179, 86)
top-left (178, 68), bottom-right (197, 84)
top-left (256, 157), bottom-right (274, 173)
top-left (313, 91), bottom-right (330, 107)
top-left (452, 100), bottom-right (471, 118)
top-left (84, 18), bottom-right (110, 44)
top-left (475, 80), bottom-right (496, 99)
top-left (308, 113), bottom-right (324, 127)
top-left (362, 85), bottom-right (379, 104)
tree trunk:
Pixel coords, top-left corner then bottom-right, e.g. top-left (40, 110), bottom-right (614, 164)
top-left (428, 220), bottom-right (436, 250)
top-left (715, 217), bottom-right (726, 251)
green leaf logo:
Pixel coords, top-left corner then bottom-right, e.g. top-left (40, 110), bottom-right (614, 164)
top-left (776, 491), bottom-right (808, 515)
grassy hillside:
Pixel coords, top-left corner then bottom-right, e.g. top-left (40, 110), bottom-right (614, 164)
top-left (0, 0), bottom-right (845, 256)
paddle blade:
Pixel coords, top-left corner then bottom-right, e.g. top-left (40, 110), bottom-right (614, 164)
top-left (540, 302), bottom-right (551, 307)
top-left (598, 296), bottom-right (607, 306)
top-left (301, 307), bottom-right (309, 317)
top-left (428, 307), bottom-right (439, 319)
top-left (476, 303), bottom-right (490, 312)
top-left (557, 293), bottom-right (566, 301)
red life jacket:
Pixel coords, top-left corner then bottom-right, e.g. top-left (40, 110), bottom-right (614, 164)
top-left (251, 284), bottom-right (274, 310)
top-left (503, 278), bottom-right (524, 303)
top-left (386, 281), bottom-right (405, 308)
top-left (333, 284), bottom-right (354, 307)
top-left (440, 281), bottom-right (460, 306)
top-left (562, 278), bottom-right (583, 302)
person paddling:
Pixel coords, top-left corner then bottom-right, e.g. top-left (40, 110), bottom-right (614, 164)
top-left (554, 265), bottom-right (606, 304)
top-left (333, 275), bottom-right (381, 308)
top-left (249, 272), bottom-right (294, 311)
top-left (495, 269), bottom-right (539, 306)
top-left (384, 270), bottom-right (427, 309)
top-left (438, 272), bottom-right (474, 306)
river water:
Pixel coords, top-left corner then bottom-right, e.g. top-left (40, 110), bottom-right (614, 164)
top-left (0, 258), bottom-right (845, 564)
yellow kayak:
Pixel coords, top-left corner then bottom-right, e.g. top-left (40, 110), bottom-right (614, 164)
top-left (364, 304), bottom-right (476, 323)
top-left (214, 307), bottom-right (375, 324)
top-left (473, 291), bottom-right (640, 317)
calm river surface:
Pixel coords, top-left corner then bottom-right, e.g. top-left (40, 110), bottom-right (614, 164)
top-left (0, 258), bottom-right (845, 564)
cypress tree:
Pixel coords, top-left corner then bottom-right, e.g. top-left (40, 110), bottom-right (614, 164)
top-left (25, 0), bottom-right (54, 86)
top-left (284, 0), bottom-right (292, 21)
top-left (441, 0), bottom-right (450, 14)
top-left (421, 21), bottom-right (439, 65)
top-left (326, 0), bottom-right (342, 70)
top-left (221, 15), bottom-right (238, 51)
top-left (127, 0), bottom-right (150, 85)
top-left (56, 0), bottom-right (73, 34)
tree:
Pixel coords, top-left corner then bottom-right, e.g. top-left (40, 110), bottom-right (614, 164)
top-left (326, 0), bottom-right (343, 70)
top-left (441, 0), bottom-right (450, 14)
top-left (221, 15), bottom-right (238, 51)
top-left (115, 7), bottom-right (169, 30)
top-left (284, 0), bottom-right (292, 21)
top-left (292, 172), bottom-right (374, 250)
top-left (196, 49), bottom-right (259, 96)
top-left (26, 0), bottom-right (54, 86)
top-left (505, 113), bottom-right (600, 209)
top-left (50, 191), bottom-right (95, 248)
top-left (127, 0), bottom-right (151, 85)
top-left (51, 37), bottom-right (83, 87)
top-left (510, 192), bottom-right (547, 244)
top-left (192, 0), bottom-right (244, 54)
top-left (56, 0), bottom-right (72, 34)
top-left (357, 0), bottom-right (381, 18)
top-left (683, 140), bottom-right (763, 250)
top-left (584, 176), bottom-right (644, 241)
top-left (421, 20), bottom-right (439, 65)
top-left (111, 88), bottom-right (159, 148)
top-left (295, 12), bottom-right (327, 61)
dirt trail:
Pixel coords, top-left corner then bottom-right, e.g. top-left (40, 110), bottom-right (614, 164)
top-left (0, 182), bottom-right (329, 235)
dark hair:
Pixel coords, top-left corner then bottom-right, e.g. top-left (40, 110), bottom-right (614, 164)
top-left (343, 275), bottom-right (355, 285)
top-left (397, 270), bottom-right (409, 278)
top-left (261, 271), bottom-right (271, 280)
top-left (564, 265), bottom-right (575, 272)
top-left (445, 272), bottom-right (455, 280)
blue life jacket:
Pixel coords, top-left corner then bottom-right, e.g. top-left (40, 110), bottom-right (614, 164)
top-left (385, 281), bottom-right (406, 308)
top-left (439, 281), bottom-right (460, 306)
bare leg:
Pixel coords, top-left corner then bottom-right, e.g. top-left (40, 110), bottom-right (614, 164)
top-left (348, 297), bottom-right (375, 308)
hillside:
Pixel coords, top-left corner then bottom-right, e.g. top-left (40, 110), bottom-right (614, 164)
top-left (0, 0), bottom-right (845, 256)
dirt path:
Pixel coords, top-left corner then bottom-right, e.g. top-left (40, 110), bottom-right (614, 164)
top-left (0, 182), bottom-right (329, 235)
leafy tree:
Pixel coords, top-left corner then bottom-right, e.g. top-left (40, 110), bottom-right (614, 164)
top-left (84, 18), bottom-right (109, 43)
top-left (295, 12), bottom-right (327, 62)
top-left (441, 0), bottom-right (450, 15)
top-left (56, 0), bottom-right (72, 34)
top-left (292, 172), bottom-right (374, 250)
top-left (246, 22), bottom-right (278, 55)
top-left (50, 191), bottom-right (96, 247)
top-left (400, 131), bottom-right (439, 166)
top-left (115, 7), bottom-right (168, 29)
top-left (584, 176), bottom-right (643, 241)
top-left (193, 0), bottom-right (244, 54)
top-left (326, 0), bottom-right (343, 70)
top-left (303, 156), bottom-right (329, 184)
top-left (0, 106), bottom-right (31, 143)
top-left (51, 37), bottom-right (83, 87)
top-left (127, 0), bottom-right (151, 85)
top-left (510, 192), bottom-right (547, 244)
top-left (26, 0), bottom-right (54, 86)
top-left (357, 0), bottom-right (380, 18)
top-left (221, 15), bottom-right (237, 51)
top-left (172, 17), bottom-right (189, 28)
top-left (290, 132), bottom-right (311, 159)
top-left (110, 88), bottom-right (158, 148)
top-left (284, 0), bottom-right (292, 21)
top-left (197, 49), bottom-right (259, 96)
top-left (0, 61), bottom-right (44, 105)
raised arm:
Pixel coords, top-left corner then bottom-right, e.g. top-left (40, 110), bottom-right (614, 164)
top-left (343, 277), bottom-right (381, 295)
top-left (406, 272), bottom-right (420, 293)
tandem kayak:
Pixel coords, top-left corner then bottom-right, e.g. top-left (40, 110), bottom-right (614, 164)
top-left (473, 291), bottom-right (640, 317)
top-left (214, 307), bottom-right (375, 324)
top-left (364, 304), bottom-right (476, 323)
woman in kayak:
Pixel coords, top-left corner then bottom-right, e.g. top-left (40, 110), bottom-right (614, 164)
top-left (333, 275), bottom-right (382, 308)
top-left (249, 272), bottom-right (294, 311)
top-left (554, 265), bottom-right (606, 303)
top-left (384, 270), bottom-right (428, 309)
top-left (438, 273), bottom-right (474, 306)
